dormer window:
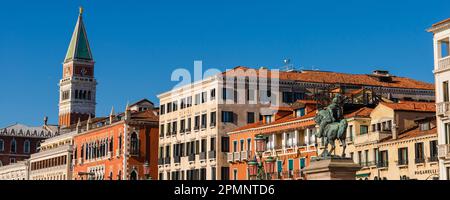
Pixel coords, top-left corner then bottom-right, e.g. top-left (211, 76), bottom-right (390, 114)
top-left (295, 108), bottom-right (305, 117)
top-left (419, 122), bottom-right (431, 131)
top-left (264, 115), bottom-right (272, 124)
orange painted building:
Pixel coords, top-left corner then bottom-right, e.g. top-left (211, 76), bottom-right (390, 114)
top-left (227, 100), bottom-right (319, 180)
top-left (71, 100), bottom-right (159, 180)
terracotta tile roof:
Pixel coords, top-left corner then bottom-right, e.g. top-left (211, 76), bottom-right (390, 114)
top-left (344, 107), bottom-right (373, 118)
top-left (380, 101), bottom-right (436, 112)
top-left (222, 67), bottom-right (434, 90)
top-left (230, 110), bottom-right (316, 133)
top-left (380, 126), bottom-right (436, 143)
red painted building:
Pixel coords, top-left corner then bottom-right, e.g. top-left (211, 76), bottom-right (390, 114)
top-left (71, 101), bottom-right (159, 180)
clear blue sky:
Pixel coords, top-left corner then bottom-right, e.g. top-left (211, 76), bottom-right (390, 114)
top-left (0, 0), bottom-right (449, 127)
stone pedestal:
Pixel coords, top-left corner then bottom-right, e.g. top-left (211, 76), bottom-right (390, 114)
top-left (303, 157), bottom-right (361, 180)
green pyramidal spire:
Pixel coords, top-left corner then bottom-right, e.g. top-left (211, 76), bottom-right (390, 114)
top-left (64, 7), bottom-right (93, 62)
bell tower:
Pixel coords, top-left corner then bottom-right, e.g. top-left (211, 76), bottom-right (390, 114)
top-left (59, 7), bottom-right (96, 127)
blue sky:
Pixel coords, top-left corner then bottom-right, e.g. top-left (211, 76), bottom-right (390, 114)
top-left (0, 0), bottom-right (448, 127)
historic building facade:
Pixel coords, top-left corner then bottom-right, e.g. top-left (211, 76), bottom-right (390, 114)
top-left (227, 101), bottom-right (318, 180)
top-left (0, 122), bottom-right (58, 167)
top-left (59, 7), bottom-right (97, 128)
top-left (330, 101), bottom-right (438, 180)
top-left (158, 66), bottom-right (435, 180)
top-left (28, 130), bottom-right (77, 180)
top-left (428, 18), bottom-right (450, 180)
top-left (0, 161), bottom-right (29, 180)
top-left (71, 100), bottom-right (159, 180)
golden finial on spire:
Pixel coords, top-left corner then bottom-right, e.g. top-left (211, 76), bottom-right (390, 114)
top-left (79, 6), bottom-right (84, 15)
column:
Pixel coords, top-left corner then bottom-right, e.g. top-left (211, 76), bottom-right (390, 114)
top-left (305, 129), bottom-right (310, 146)
top-left (294, 130), bottom-right (299, 147)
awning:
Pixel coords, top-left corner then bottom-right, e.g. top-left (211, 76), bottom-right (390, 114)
top-left (355, 173), bottom-right (370, 178)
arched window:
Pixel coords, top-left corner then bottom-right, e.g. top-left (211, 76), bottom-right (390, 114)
top-left (75, 90), bottom-right (79, 99)
top-left (130, 132), bottom-right (139, 156)
top-left (88, 91), bottom-right (91, 100)
top-left (83, 91), bottom-right (87, 99)
top-left (0, 139), bottom-right (4, 152)
top-left (109, 138), bottom-right (113, 152)
top-left (130, 170), bottom-right (138, 180)
top-left (109, 171), bottom-right (113, 180)
top-left (24, 140), bottom-right (30, 153)
top-left (11, 138), bottom-right (17, 153)
top-left (118, 170), bottom-right (122, 180)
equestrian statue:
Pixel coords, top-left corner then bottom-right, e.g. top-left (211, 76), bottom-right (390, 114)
top-left (314, 94), bottom-right (348, 158)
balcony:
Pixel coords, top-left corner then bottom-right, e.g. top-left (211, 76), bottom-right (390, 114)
top-left (437, 102), bottom-right (450, 117)
top-left (199, 152), bottom-right (207, 160)
top-left (359, 161), bottom-right (376, 168)
top-left (354, 131), bottom-right (391, 145)
top-left (227, 153), bottom-right (234, 163)
top-left (233, 152), bottom-right (241, 162)
top-left (208, 151), bottom-right (216, 159)
top-left (436, 56), bottom-right (450, 73)
top-left (188, 154), bottom-right (196, 162)
top-left (241, 151), bottom-right (250, 161)
top-left (438, 144), bottom-right (450, 159)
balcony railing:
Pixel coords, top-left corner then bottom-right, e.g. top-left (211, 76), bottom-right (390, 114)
top-left (234, 152), bottom-right (241, 162)
top-left (199, 152), bottom-right (207, 160)
top-left (428, 156), bottom-right (439, 162)
top-left (227, 153), bottom-right (234, 163)
top-left (377, 161), bottom-right (389, 168)
top-left (437, 56), bottom-right (450, 72)
top-left (359, 161), bottom-right (376, 168)
top-left (437, 102), bottom-right (450, 116)
top-left (397, 160), bottom-right (408, 166)
top-left (415, 158), bottom-right (425, 164)
top-left (208, 151), bottom-right (216, 159)
top-left (241, 151), bottom-right (249, 161)
top-left (438, 144), bottom-right (450, 158)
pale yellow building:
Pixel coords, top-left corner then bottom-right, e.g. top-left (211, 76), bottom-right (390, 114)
top-left (328, 101), bottom-right (438, 180)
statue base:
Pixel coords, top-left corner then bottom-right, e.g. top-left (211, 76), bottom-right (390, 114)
top-left (303, 157), bottom-right (361, 180)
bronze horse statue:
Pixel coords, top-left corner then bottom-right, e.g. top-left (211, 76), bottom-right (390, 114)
top-left (314, 109), bottom-right (348, 158)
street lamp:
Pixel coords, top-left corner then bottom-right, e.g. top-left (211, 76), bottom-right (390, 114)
top-left (247, 134), bottom-right (277, 180)
top-left (143, 161), bottom-right (151, 180)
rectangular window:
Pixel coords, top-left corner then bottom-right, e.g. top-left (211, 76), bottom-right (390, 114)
top-left (211, 167), bottom-right (216, 180)
top-left (222, 111), bottom-right (234, 123)
top-left (415, 142), bottom-right (424, 163)
top-left (195, 94), bottom-right (201, 105)
top-left (210, 137), bottom-right (216, 151)
top-left (233, 169), bottom-right (238, 180)
top-left (221, 167), bottom-right (230, 180)
top-left (240, 140), bottom-right (244, 151)
top-left (299, 158), bottom-right (306, 169)
top-left (173, 101), bottom-right (178, 111)
top-left (187, 118), bottom-right (192, 132)
top-left (444, 81), bottom-right (449, 102)
top-left (201, 114), bottom-right (207, 129)
top-left (180, 98), bottom-right (186, 109)
top-left (360, 125), bottom-right (368, 135)
top-left (167, 102), bottom-right (172, 113)
top-left (210, 112), bottom-right (216, 127)
top-left (180, 119), bottom-right (186, 133)
top-left (211, 89), bottom-right (216, 100)
top-left (247, 112), bottom-right (255, 124)
top-left (430, 140), bottom-right (438, 159)
top-left (233, 141), bottom-right (238, 152)
top-left (160, 105), bottom-right (165, 115)
top-left (202, 91), bottom-right (207, 104)
top-left (222, 88), bottom-right (234, 101)
top-left (247, 138), bottom-right (251, 151)
top-left (186, 96), bottom-right (192, 107)
top-left (358, 151), bottom-right (362, 164)
top-left (282, 92), bottom-right (293, 103)
top-left (374, 148), bottom-right (379, 164)
top-left (194, 116), bottom-right (200, 130)
top-left (398, 148), bottom-right (408, 165)
top-left (221, 137), bottom-right (230, 152)
top-left (440, 39), bottom-right (450, 58)
top-left (172, 121), bottom-right (177, 135)
top-left (160, 124), bottom-right (165, 137)
top-left (348, 125), bottom-right (353, 140)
